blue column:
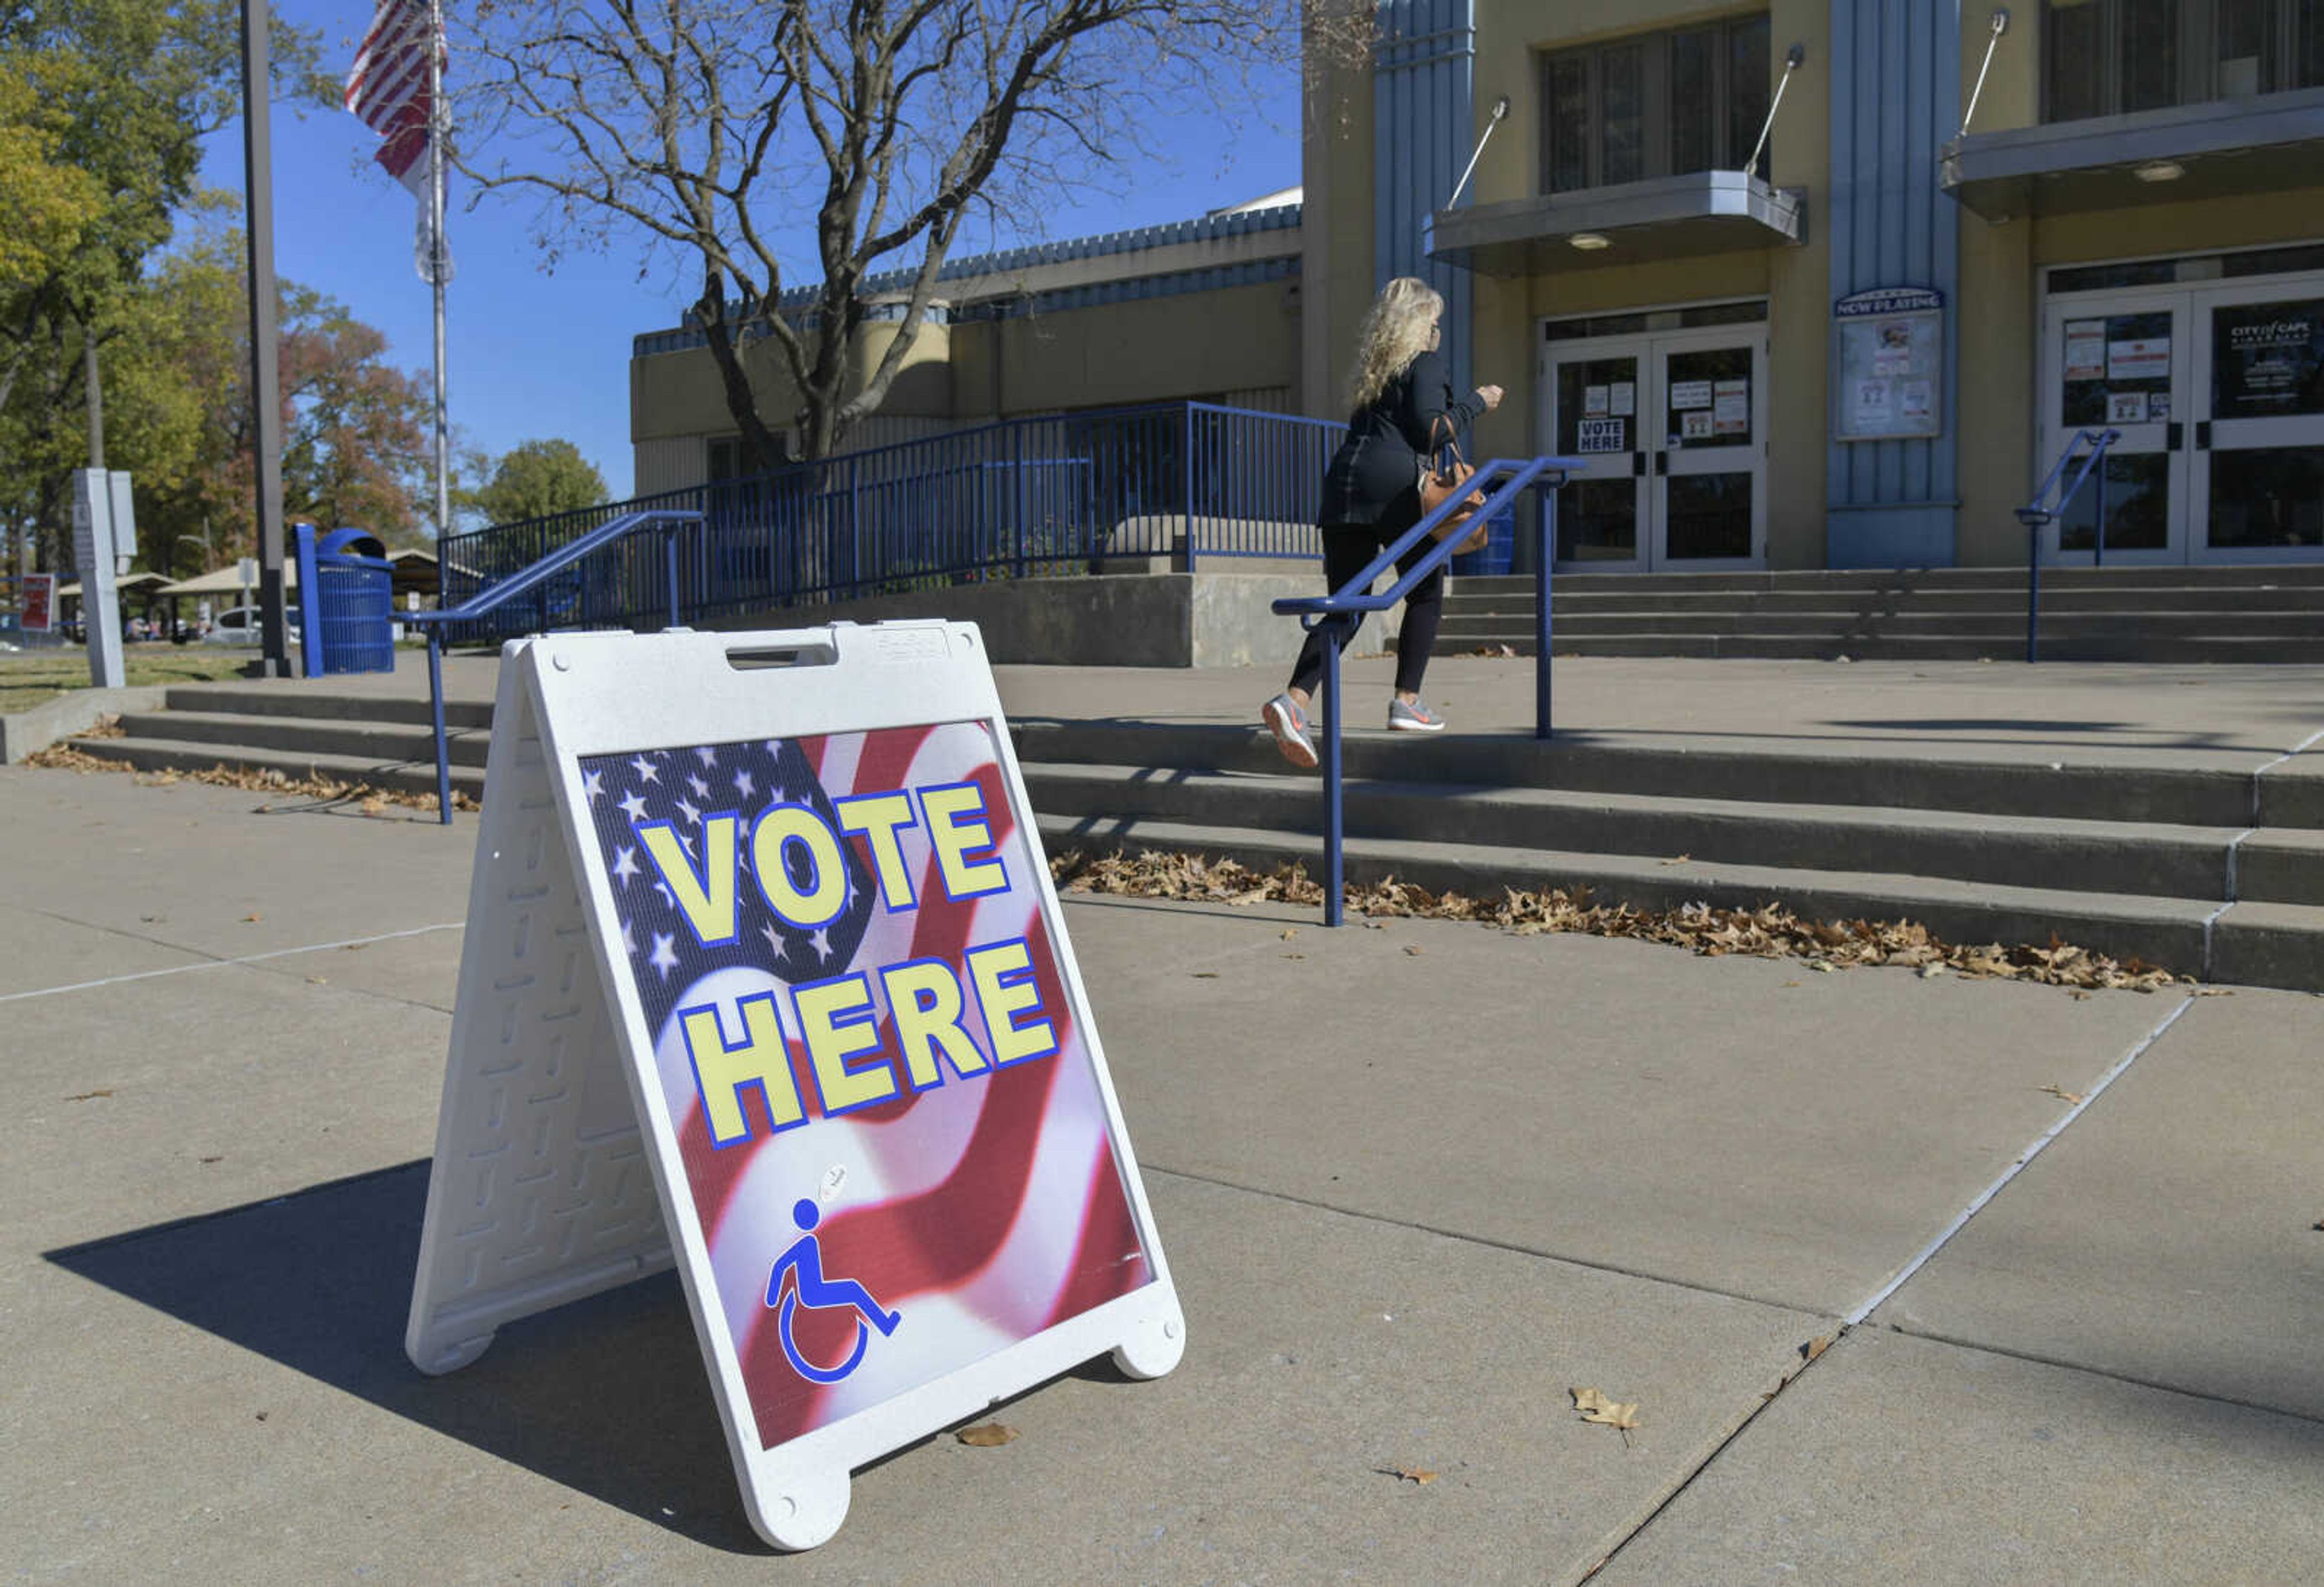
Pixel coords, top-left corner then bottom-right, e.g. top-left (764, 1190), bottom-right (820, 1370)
top-left (1374, 0), bottom-right (1475, 401)
top-left (1826, 0), bottom-right (1962, 568)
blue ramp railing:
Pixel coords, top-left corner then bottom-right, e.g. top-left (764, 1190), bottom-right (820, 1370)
top-left (1273, 456), bottom-right (1584, 927)
top-left (2015, 427), bottom-right (2121, 664)
top-left (438, 402), bottom-right (1341, 644)
top-left (404, 509), bottom-right (706, 823)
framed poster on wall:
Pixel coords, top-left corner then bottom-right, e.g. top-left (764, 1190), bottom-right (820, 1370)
top-left (1834, 287), bottom-right (1944, 442)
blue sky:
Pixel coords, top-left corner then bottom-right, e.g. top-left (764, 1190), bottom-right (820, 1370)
top-left (197, 2), bottom-right (1301, 505)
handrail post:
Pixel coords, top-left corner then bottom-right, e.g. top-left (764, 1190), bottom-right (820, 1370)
top-left (2091, 457), bottom-right (2107, 569)
top-left (1182, 403), bottom-right (1197, 574)
top-left (1320, 616), bottom-right (1345, 929)
top-left (427, 627), bottom-right (451, 824)
top-left (1535, 484), bottom-right (1556, 738)
top-left (2022, 507), bottom-right (2046, 664)
top-left (666, 525), bottom-right (681, 627)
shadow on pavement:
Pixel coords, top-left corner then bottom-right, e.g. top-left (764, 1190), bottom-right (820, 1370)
top-left (44, 1160), bottom-right (770, 1554)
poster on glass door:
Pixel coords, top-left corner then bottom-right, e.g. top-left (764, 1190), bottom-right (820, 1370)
top-left (2212, 300), bottom-right (2324, 420)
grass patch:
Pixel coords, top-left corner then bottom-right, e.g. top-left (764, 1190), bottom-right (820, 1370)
top-left (0, 647), bottom-right (257, 715)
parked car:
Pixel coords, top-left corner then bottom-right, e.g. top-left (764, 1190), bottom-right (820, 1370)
top-left (201, 605), bottom-right (302, 645)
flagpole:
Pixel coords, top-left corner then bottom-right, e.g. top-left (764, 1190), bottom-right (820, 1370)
top-left (428, 0), bottom-right (448, 543)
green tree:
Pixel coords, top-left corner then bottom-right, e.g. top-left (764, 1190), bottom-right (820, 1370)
top-left (471, 439), bottom-right (609, 526)
top-left (0, 1), bottom-right (326, 577)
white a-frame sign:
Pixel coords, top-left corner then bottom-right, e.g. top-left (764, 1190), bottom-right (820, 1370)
top-left (407, 623), bottom-right (1184, 1550)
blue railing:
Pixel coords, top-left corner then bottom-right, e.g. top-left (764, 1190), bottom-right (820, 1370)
top-left (2015, 427), bottom-right (2121, 664)
top-left (1273, 456), bottom-right (1585, 927)
top-left (405, 509), bottom-right (706, 823)
top-left (438, 402), bottom-right (1340, 644)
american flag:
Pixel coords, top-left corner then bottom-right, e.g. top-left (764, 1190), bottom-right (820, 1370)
top-left (578, 721), bottom-right (1152, 1448)
top-left (344, 0), bottom-right (448, 281)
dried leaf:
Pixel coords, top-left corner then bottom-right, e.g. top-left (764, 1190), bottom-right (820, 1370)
top-left (2193, 987), bottom-right (2235, 997)
top-left (1279, 928), bottom-right (1299, 941)
top-left (1919, 963), bottom-right (1947, 979)
top-left (2040, 1084), bottom-right (2085, 1105)
top-left (1282, 952), bottom-right (1305, 960)
top-left (956, 1422), bottom-right (1017, 1447)
top-left (243, 913), bottom-right (263, 923)
top-left (1658, 854), bottom-right (1691, 866)
top-left (1041, 850), bottom-right (2188, 994)
top-left (1570, 1387), bottom-right (1639, 1432)
top-left (1402, 944), bottom-right (1425, 957)
top-left (1800, 1335), bottom-right (1833, 1365)
top-left (304, 976), bottom-right (327, 985)
top-left (1190, 971), bottom-right (1218, 980)
top-left (1385, 1466), bottom-right (1438, 1485)
top-left (64, 1088), bottom-right (113, 1102)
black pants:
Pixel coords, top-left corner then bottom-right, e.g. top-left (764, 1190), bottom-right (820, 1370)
top-left (1287, 513), bottom-right (1445, 700)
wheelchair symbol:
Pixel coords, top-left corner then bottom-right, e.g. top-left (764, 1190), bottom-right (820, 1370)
top-left (766, 1198), bottom-right (901, 1384)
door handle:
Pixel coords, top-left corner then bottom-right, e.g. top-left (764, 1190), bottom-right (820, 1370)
top-left (1655, 451), bottom-right (1669, 477)
top-left (1632, 451), bottom-right (1646, 477)
top-left (2195, 421), bottom-right (2211, 451)
top-left (2166, 422), bottom-right (2182, 450)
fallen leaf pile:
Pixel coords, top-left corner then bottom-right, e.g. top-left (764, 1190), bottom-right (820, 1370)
top-left (1049, 849), bottom-right (2187, 992)
top-left (24, 743), bottom-right (478, 814)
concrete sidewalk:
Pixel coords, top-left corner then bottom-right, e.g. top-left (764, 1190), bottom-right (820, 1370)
top-left (208, 643), bottom-right (2324, 769)
top-left (8, 721), bottom-right (2324, 1585)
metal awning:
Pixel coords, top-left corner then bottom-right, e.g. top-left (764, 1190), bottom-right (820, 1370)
top-left (1942, 88), bottom-right (2324, 223)
top-left (1425, 171), bottom-right (1807, 277)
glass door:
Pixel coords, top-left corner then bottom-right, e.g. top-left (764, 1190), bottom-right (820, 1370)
top-left (1654, 332), bottom-right (1765, 569)
top-left (2190, 279), bottom-right (2324, 561)
top-left (2040, 292), bottom-right (2191, 563)
top-left (1548, 341), bottom-right (1650, 570)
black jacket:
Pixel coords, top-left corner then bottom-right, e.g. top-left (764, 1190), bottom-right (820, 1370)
top-left (1318, 349), bottom-right (1483, 528)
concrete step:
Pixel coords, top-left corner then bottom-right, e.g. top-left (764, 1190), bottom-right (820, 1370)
top-left (112, 709), bottom-right (493, 768)
top-left (1440, 589), bottom-right (2324, 619)
top-left (1428, 632), bottom-right (2324, 664)
top-left (67, 733), bottom-right (486, 802)
top-left (1004, 720), bottom-right (2321, 829)
top-left (164, 682), bottom-right (496, 731)
top-left (1034, 813), bottom-right (2324, 993)
top-left (1019, 762), bottom-right (2301, 905)
top-left (1439, 611), bottom-right (2324, 640)
top-left (1451, 566), bottom-right (2324, 595)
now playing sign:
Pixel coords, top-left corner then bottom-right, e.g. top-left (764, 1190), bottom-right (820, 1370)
top-left (406, 623), bottom-right (1184, 1549)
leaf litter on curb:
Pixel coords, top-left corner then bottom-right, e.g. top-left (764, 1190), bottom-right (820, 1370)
top-left (955, 1422), bottom-right (1017, 1447)
top-left (24, 741), bottom-right (480, 814)
top-left (1048, 850), bottom-right (2188, 992)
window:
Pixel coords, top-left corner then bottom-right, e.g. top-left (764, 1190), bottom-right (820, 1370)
top-left (2043, 0), bottom-right (2324, 123)
top-left (1538, 16), bottom-right (1773, 194)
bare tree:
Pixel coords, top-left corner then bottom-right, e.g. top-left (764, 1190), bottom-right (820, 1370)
top-left (455, 0), bottom-right (1305, 468)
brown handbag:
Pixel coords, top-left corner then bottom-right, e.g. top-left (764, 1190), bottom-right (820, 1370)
top-left (1417, 415), bottom-right (1490, 555)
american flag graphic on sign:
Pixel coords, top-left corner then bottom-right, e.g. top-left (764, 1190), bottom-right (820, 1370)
top-left (578, 720), bottom-right (1151, 1448)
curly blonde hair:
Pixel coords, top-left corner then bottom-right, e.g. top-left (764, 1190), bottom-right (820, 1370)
top-left (1344, 276), bottom-right (1443, 413)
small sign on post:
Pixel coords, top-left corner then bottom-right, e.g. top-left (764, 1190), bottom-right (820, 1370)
top-left (21, 574), bottom-right (54, 633)
top-left (407, 623), bottom-right (1184, 1551)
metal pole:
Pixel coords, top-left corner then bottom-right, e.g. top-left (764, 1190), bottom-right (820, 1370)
top-left (1961, 10), bottom-right (2012, 138)
top-left (84, 333), bottom-right (103, 468)
top-left (1747, 46), bottom-right (1807, 180)
top-left (429, 0), bottom-right (450, 547)
top-left (2024, 512), bottom-right (2043, 664)
top-left (241, 0), bottom-right (290, 676)
top-left (1535, 484), bottom-right (1556, 738)
top-left (666, 525), bottom-right (681, 627)
top-left (428, 629), bottom-right (451, 823)
top-left (1320, 619), bottom-right (1345, 929)
top-left (1445, 95), bottom-right (1511, 212)
top-left (2091, 455), bottom-right (2107, 569)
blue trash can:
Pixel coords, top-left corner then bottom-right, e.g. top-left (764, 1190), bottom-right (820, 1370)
top-left (294, 525), bottom-right (397, 675)
top-left (1450, 504), bottom-right (1516, 577)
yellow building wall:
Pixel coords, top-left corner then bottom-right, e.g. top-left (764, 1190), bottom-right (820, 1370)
top-left (1951, 10), bottom-right (2324, 564)
top-left (949, 281), bottom-right (1299, 417)
top-left (631, 321), bottom-right (954, 445)
top-left (1304, 0), bottom-right (1377, 419)
top-left (1458, 0), bottom-right (1828, 565)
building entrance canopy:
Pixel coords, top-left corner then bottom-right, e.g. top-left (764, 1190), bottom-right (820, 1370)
top-left (1942, 87), bottom-right (2324, 223)
top-left (1424, 171), bottom-right (1805, 278)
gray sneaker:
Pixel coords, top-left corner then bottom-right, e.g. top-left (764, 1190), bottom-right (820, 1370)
top-left (1387, 697), bottom-right (1447, 733)
top-left (1262, 693), bottom-right (1318, 768)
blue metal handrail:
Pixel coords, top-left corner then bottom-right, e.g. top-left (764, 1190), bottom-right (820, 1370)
top-left (2015, 427), bottom-right (2120, 663)
top-left (1274, 454), bottom-right (1584, 926)
top-left (404, 508), bottom-right (706, 823)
